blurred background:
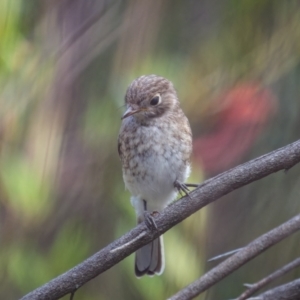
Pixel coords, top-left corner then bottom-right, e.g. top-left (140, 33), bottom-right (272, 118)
top-left (1, 0), bottom-right (300, 299)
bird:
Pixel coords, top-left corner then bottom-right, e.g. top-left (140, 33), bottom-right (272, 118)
top-left (118, 75), bottom-right (192, 277)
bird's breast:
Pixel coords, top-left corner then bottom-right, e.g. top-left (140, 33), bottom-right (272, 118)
top-left (120, 119), bottom-right (191, 203)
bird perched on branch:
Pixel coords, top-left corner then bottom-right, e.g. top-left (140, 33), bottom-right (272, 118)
top-left (118, 75), bottom-right (192, 276)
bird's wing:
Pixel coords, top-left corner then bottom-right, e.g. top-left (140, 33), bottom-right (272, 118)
top-left (117, 135), bottom-right (123, 160)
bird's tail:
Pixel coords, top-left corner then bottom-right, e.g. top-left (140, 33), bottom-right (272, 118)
top-left (135, 235), bottom-right (165, 277)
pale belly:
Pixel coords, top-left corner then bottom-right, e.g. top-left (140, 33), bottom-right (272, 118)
top-left (123, 150), bottom-right (190, 211)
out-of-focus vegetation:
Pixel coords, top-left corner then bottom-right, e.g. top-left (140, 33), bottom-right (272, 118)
top-left (1, 1), bottom-right (300, 299)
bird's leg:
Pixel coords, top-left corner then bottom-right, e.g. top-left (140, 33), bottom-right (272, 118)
top-left (174, 180), bottom-right (192, 200)
top-left (143, 199), bottom-right (158, 231)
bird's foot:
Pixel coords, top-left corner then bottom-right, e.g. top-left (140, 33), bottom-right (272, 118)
top-left (143, 210), bottom-right (159, 231)
top-left (174, 180), bottom-right (192, 200)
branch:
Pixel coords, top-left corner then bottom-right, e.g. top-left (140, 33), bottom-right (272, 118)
top-left (254, 278), bottom-right (300, 300)
top-left (21, 139), bottom-right (300, 300)
top-left (168, 214), bottom-right (300, 300)
top-left (237, 257), bottom-right (300, 300)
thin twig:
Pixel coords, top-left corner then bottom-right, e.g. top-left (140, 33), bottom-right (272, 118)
top-left (237, 257), bottom-right (300, 300)
top-left (185, 183), bottom-right (199, 188)
top-left (208, 248), bottom-right (244, 262)
top-left (21, 139), bottom-right (300, 300)
top-left (69, 290), bottom-right (76, 300)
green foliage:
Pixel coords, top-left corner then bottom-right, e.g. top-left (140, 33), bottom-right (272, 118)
top-left (4, 221), bottom-right (91, 293)
top-left (1, 156), bottom-right (52, 224)
top-left (0, 0), bottom-right (22, 74)
top-left (49, 222), bottom-right (91, 274)
top-left (6, 243), bottom-right (52, 292)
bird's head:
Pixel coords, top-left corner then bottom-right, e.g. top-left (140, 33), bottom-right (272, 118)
top-left (122, 75), bottom-right (179, 121)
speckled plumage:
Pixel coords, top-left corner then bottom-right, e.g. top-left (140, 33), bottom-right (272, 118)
top-left (118, 75), bottom-right (192, 277)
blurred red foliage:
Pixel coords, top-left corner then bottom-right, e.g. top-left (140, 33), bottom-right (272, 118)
top-left (193, 82), bottom-right (277, 175)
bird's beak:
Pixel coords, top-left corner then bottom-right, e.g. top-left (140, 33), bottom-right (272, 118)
top-left (121, 107), bottom-right (143, 119)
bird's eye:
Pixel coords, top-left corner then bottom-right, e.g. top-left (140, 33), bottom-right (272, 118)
top-left (150, 94), bottom-right (161, 106)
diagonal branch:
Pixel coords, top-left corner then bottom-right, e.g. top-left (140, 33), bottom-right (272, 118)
top-left (168, 214), bottom-right (300, 300)
top-left (254, 278), bottom-right (300, 300)
top-left (237, 257), bottom-right (300, 300)
top-left (21, 139), bottom-right (300, 300)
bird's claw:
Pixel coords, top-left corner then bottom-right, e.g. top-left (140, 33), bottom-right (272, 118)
top-left (174, 180), bottom-right (192, 200)
top-left (143, 211), bottom-right (159, 231)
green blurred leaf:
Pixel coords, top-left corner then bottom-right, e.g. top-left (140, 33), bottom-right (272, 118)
top-left (5, 243), bottom-right (51, 292)
top-left (0, 0), bottom-right (23, 73)
top-left (49, 221), bottom-right (91, 273)
top-left (1, 156), bottom-right (52, 224)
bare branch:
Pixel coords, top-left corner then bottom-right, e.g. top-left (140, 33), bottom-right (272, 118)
top-left (168, 215), bottom-right (300, 300)
top-left (21, 139), bottom-right (300, 300)
top-left (253, 278), bottom-right (300, 300)
top-left (237, 257), bottom-right (300, 300)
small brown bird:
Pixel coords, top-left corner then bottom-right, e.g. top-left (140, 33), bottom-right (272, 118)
top-left (118, 75), bottom-right (192, 276)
